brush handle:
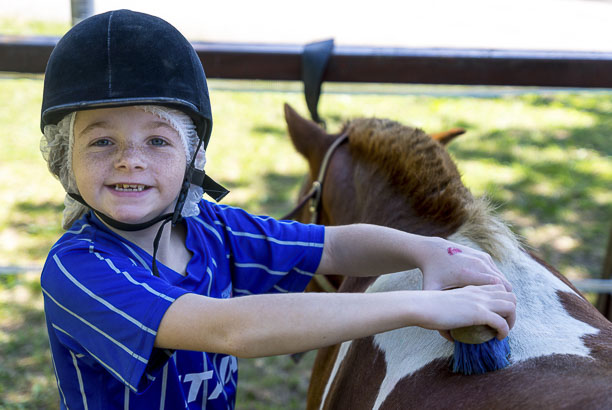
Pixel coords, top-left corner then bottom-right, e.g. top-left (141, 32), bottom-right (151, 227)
top-left (450, 325), bottom-right (497, 344)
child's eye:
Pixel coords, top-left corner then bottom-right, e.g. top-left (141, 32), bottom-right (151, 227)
top-left (92, 139), bottom-right (112, 147)
top-left (150, 137), bottom-right (168, 146)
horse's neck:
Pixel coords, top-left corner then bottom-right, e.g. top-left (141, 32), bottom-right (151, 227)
top-left (447, 229), bottom-right (599, 362)
top-left (365, 206), bottom-right (601, 363)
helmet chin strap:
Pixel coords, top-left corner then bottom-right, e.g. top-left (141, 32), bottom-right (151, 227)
top-left (67, 192), bottom-right (176, 277)
top-left (67, 160), bottom-right (228, 278)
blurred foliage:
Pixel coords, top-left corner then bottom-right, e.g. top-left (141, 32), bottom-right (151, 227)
top-left (0, 17), bottom-right (69, 36)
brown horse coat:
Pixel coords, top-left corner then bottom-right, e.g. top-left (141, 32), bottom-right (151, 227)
top-left (284, 104), bottom-right (612, 410)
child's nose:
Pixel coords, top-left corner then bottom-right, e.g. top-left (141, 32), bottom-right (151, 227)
top-left (114, 144), bottom-right (147, 170)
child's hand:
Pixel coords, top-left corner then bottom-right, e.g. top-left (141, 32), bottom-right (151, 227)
top-left (414, 284), bottom-right (517, 340)
top-left (416, 237), bottom-right (512, 292)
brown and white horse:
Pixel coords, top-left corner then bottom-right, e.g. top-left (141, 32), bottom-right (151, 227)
top-left (283, 104), bottom-right (612, 410)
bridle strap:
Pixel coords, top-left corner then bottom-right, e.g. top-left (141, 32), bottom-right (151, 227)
top-left (282, 132), bottom-right (348, 223)
top-left (282, 132), bottom-right (348, 294)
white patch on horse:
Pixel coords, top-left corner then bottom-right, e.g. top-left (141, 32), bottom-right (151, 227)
top-left (319, 340), bottom-right (352, 410)
top-left (366, 269), bottom-right (453, 410)
top-left (366, 233), bottom-right (599, 410)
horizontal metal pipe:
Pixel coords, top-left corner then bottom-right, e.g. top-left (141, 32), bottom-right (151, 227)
top-left (0, 265), bottom-right (43, 275)
top-left (572, 279), bottom-right (612, 293)
top-left (3, 36), bottom-right (612, 88)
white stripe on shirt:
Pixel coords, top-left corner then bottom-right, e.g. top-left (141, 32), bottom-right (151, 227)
top-left (124, 385), bottom-right (130, 410)
top-left (251, 215), bottom-right (303, 225)
top-left (50, 235), bottom-right (91, 251)
top-left (118, 241), bottom-right (152, 271)
top-left (232, 288), bottom-right (253, 295)
top-left (70, 350), bottom-right (89, 410)
top-left (66, 224), bottom-right (92, 235)
top-left (273, 284), bottom-right (289, 293)
top-left (92, 252), bottom-right (175, 302)
top-left (43, 290), bottom-right (149, 364)
top-left (194, 216), bottom-right (224, 244)
top-left (214, 221), bottom-right (324, 248)
top-left (53, 254), bottom-right (157, 335)
top-left (206, 267), bottom-right (213, 296)
top-left (234, 262), bottom-right (286, 276)
top-left (53, 324), bottom-right (138, 392)
top-left (293, 267), bottom-right (315, 277)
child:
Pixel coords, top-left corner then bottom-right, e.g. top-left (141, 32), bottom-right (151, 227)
top-left (39, 9), bottom-right (516, 409)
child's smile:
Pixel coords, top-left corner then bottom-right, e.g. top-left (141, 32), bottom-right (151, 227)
top-left (72, 106), bottom-right (187, 225)
top-left (113, 183), bottom-right (148, 192)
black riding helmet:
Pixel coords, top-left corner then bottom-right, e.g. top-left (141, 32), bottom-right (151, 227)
top-left (41, 9), bottom-right (228, 275)
top-left (41, 9), bottom-right (212, 148)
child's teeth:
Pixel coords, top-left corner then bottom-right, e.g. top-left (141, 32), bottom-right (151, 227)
top-left (115, 184), bottom-right (145, 191)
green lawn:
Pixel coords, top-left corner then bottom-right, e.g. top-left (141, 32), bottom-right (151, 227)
top-left (2, 76), bottom-right (611, 410)
top-left (1, 17), bottom-right (611, 410)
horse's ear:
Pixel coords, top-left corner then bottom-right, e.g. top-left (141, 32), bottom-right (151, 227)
top-left (430, 127), bottom-right (466, 145)
top-left (284, 103), bottom-right (328, 158)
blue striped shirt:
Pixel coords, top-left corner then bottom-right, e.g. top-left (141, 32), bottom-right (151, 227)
top-left (41, 200), bottom-right (324, 409)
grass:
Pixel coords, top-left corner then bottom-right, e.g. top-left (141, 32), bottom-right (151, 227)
top-left (0, 17), bottom-right (69, 37)
top-left (1, 17), bottom-right (611, 410)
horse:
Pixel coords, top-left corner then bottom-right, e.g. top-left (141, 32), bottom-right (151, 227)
top-left (282, 103), bottom-right (612, 410)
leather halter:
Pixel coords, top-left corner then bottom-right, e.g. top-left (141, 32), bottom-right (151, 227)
top-left (282, 132), bottom-right (349, 223)
top-left (282, 133), bottom-right (348, 293)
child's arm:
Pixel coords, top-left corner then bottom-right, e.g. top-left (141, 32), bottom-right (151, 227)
top-left (155, 283), bottom-right (515, 358)
top-left (316, 224), bottom-right (512, 292)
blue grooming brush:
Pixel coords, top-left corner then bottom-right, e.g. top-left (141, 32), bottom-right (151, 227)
top-left (450, 325), bottom-right (510, 375)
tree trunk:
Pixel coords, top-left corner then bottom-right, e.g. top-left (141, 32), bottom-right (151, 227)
top-left (595, 225), bottom-right (612, 321)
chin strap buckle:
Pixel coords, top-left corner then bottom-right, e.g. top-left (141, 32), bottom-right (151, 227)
top-left (190, 169), bottom-right (230, 202)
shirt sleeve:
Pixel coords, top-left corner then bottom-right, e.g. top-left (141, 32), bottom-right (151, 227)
top-left (41, 238), bottom-right (189, 392)
top-left (206, 202), bottom-right (325, 296)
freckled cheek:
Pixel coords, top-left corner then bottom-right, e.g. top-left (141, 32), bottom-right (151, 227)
top-left (150, 152), bottom-right (187, 188)
top-left (73, 149), bottom-right (112, 185)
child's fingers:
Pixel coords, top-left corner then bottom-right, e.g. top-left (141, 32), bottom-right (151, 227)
top-left (438, 330), bottom-right (453, 342)
top-left (460, 247), bottom-right (512, 292)
top-left (474, 255), bottom-right (512, 291)
top-left (489, 313), bottom-right (511, 340)
top-left (483, 285), bottom-right (517, 337)
top-left (492, 298), bottom-right (517, 331)
top-left (503, 299), bottom-right (517, 330)
top-left (448, 267), bottom-right (511, 292)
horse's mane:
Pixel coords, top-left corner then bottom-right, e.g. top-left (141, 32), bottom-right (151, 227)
top-left (345, 118), bottom-right (471, 226)
top-left (345, 118), bottom-right (520, 261)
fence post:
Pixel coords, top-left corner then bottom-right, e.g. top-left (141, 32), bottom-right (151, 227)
top-left (595, 225), bottom-right (612, 320)
top-left (70, 0), bottom-right (94, 26)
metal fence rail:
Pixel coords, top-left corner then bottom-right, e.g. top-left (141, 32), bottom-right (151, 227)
top-left (4, 36), bottom-right (612, 88)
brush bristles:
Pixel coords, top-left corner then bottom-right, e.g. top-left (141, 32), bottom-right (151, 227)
top-left (452, 337), bottom-right (510, 375)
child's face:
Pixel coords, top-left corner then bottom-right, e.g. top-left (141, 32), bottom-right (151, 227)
top-left (72, 106), bottom-right (187, 225)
